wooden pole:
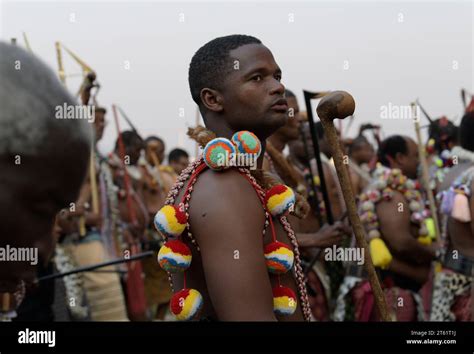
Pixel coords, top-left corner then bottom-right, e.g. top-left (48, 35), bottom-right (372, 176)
top-left (317, 91), bottom-right (390, 322)
top-left (55, 42), bottom-right (66, 85)
top-left (411, 102), bottom-right (441, 241)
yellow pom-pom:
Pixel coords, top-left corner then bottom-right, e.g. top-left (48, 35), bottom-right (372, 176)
top-left (369, 238), bottom-right (392, 269)
top-left (425, 218), bottom-right (436, 240)
top-left (417, 235), bottom-right (432, 245)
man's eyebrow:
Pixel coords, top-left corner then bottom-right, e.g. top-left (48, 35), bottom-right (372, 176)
top-left (243, 65), bottom-right (282, 76)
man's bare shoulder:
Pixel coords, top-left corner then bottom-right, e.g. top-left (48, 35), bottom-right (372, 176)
top-left (188, 168), bottom-right (265, 226)
top-left (376, 190), bottom-right (407, 216)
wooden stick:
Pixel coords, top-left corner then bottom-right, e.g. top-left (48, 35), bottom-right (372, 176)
top-left (22, 32), bottom-right (32, 53)
top-left (55, 42), bottom-right (66, 85)
top-left (317, 91), bottom-right (390, 322)
top-left (411, 102), bottom-right (441, 241)
top-left (89, 147), bottom-right (100, 214)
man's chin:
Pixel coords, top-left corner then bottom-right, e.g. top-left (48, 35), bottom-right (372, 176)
top-left (266, 111), bottom-right (288, 130)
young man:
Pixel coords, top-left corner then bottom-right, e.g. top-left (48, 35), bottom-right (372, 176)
top-left (168, 35), bottom-right (310, 321)
top-left (336, 135), bottom-right (436, 321)
top-left (0, 42), bottom-right (90, 319)
top-left (347, 135), bottom-right (374, 195)
top-left (168, 148), bottom-right (190, 176)
top-left (142, 136), bottom-right (176, 193)
top-left (432, 111), bottom-right (474, 321)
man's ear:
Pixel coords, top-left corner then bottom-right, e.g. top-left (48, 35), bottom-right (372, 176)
top-left (394, 152), bottom-right (405, 165)
top-left (200, 88), bottom-right (224, 113)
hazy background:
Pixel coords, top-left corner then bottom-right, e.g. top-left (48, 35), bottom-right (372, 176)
top-left (1, 0), bottom-right (472, 158)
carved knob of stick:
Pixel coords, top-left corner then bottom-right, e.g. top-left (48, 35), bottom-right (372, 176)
top-left (316, 91), bottom-right (355, 122)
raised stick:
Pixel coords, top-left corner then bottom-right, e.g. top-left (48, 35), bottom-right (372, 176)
top-left (317, 91), bottom-right (390, 321)
top-left (411, 102), bottom-right (441, 241)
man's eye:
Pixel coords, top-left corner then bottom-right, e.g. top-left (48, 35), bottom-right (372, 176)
top-left (275, 74), bottom-right (282, 81)
top-left (252, 75), bottom-right (262, 81)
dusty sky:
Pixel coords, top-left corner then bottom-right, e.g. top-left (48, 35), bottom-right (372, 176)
top-left (1, 0), bottom-right (472, 158)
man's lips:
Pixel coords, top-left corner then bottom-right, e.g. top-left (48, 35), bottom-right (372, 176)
top-left (270, 98), bottom-right (288, 112)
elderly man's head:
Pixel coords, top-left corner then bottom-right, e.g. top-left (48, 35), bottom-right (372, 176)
top-left (0, 43), bottom-right (91, 294)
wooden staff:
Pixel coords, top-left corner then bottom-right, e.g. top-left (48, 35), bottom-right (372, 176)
top-left (411, 102), bottom-right (441, 240)
top-left (112, 104), bottom-right (137, 226)
top-left (22, 32), bottom-right (32, 53)
top-left (317, 91), bottom-right (390, 321)
top-left (54, 42), bottom-right (66, 85)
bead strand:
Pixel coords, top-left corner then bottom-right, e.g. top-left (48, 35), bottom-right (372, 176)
top-left (280, 216), bottom-right (312, 321)
top-left (240, 167), bottom-right (311, 321)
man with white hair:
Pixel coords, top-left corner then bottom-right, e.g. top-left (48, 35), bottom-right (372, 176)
top-left (0, 42), bottom-right (91, 320)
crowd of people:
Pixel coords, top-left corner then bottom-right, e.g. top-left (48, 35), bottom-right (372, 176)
top-left (0, 34), bottom-right (472, 322)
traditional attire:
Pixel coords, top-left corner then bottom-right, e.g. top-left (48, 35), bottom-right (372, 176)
top-left (432, 161), bottom-right (474, 321)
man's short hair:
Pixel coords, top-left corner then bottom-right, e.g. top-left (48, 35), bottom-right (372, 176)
top-left (95, 107), bottom-right (107, 114)
top-left (168, 148), bottom-right (189, 163)
top-left (115, 130), bottom-right (143, 150)
top-left (377, 135), bottom-right (408, 167)
top-left (144, 135), bottom-right (164, 146)
top-left (0, 42), bottom-right (92, 156)
top-left (348, 135), bottom-right (370, 155)
top-left (188, 34), bottom-right (262, 107)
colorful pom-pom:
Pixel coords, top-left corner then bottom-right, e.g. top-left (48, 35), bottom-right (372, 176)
top-left (417, 235), bottom-right (432, 246)
top-left (272, 286), bottom-right (297, 316)
top-left (369, 238), bottom-right (392, 269)
top-left (203, 137), bottom-right (236, 170)
top-left (231, 131), bottom-right (262, 158)
top-left (265, 184), bottom-right (295, 216)
top-left (361, 201), bottom-right (375, 212)
top-left (425, 218), bottom-right (436, 240)
top-left (264, 241), bottom-right (294, 274)
top-left (170, 288), bottom-right (203, 321)
top-left (157, 240), bottom-right (192, 273)
top-left (154, 205), bottom-right (187, 237)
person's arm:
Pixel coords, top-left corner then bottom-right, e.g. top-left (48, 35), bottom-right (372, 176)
top-left (296, 222), bottom-right (348, 248)
top-left (376, 191), bottom-right (435, 264)
top-left (387, 257), bottom-right (430, 285)
top-left (189, 169), bottom-right (277, 321)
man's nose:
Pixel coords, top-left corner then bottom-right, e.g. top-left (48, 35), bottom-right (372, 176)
top-left (270, 79), bottom-right (285, 96)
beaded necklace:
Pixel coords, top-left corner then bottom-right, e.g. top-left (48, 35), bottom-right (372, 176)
top-left (154, 131), bottom-right (311, 321)
top-left (358, 164), bottom-right (435, 269)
